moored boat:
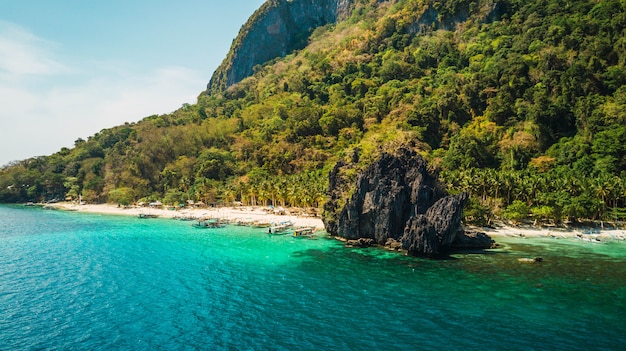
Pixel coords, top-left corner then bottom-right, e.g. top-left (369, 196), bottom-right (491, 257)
top-left (138, 213), bottom-right (159, 219)
top-left (192, 219), bottom-right (225, 229)
top-left (268, 221), bottom-right (295, 234)
top-left (174, 215), bottom-right (198, 221)
top-left (293, 227), bottom-right (316, 238)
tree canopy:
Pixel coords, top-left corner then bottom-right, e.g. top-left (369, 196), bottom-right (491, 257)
top-left (1, 0), bottom-right (625, 224)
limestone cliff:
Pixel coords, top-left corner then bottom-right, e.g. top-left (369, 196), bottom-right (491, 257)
top-left (206, 0), bottom-right (504, 94)
top-left (323, 148), bottom-right (495, 258)
top-left (207, 0), bottom-right (354, 94)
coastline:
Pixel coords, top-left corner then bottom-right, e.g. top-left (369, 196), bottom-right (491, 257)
top-left (51, 202), bottom-right (325, 229)
top-left (38, 202), bottom-right (626, 242)
top-left (468, 223), bottom-right (626, 242)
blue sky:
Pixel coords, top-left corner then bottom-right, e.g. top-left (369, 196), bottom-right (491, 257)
top-left (0, 0), bottom-right (265, 166)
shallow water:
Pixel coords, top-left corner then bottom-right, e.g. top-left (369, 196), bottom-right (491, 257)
top-left (1, 205), bottom-right (624, 350)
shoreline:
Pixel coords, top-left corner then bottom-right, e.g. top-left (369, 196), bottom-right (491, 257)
top-left (51, 202), bottom-right (326, 230)
top-left (32, 202), bottom-right (626, 242)
top-left (468, 223), bottom-right (626, 242)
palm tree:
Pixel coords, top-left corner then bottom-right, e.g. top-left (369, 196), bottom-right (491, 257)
top-left (522, 174), bottom-right (542, 207)
top-left (179, 176), bottom-right (192, 201)
top-left (248, 184), bottom-right (257, 206)
top-left (485, 168), bottom-right (500, 202)
top-left (593, 176), bottom-right (610, 219)
top-left (456, 170), bottom-right (474, 196)
top-left (287, 181), bottom-right (300, 208)
top-left (500, 170), bottom-right (516, 206)
top-left (223, 185), bottom-right (237, 206)
top-left (475, 169), bottom-right (489, 202)
top-left (257, 186), bottom-right (269, 207)
top-left (275, 179), bottom-right (287, 207)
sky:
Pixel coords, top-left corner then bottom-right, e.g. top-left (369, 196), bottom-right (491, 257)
top-left (0, 0), bottom-right (265, 166)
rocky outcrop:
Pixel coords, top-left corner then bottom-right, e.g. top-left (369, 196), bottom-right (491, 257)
top-left (400, 193), bottom-right (470, 257)
top-left (345, 238), bottom-right (376, 248)
top-left (207, 0), bottom-right (355, 93)
top-left (323, 147), bottom-right (494, 258)
top-left (206, 0), bottom-right (505, 93)
top-left (401, 215), bottom-right (440, 257)
top-left (450, 231), bottom-right (496, 250)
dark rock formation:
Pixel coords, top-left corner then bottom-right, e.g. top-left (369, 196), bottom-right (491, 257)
top-left (450, 231), bottom-right (496, 250)
top-left (426, 193), bottom-right (468, 246)
top-left (345, 238), bottom-right (375, 248)
top-left (323, 147), bottom-right (494, 258)
top-left (384, 238), bottom-right (403, 251)
top-left (332, 148), bottom-right (445, 244)
top-left (401, 215), bottom-right (439, 257)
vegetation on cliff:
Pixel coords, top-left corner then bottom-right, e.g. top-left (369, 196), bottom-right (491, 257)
top-left (207, 0), bottom-right (352, 94)
top-left (1, 0), bottom-right (625, 225)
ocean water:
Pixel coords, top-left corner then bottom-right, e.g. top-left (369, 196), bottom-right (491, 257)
top-left (1, 205), bottom-right (625, 350)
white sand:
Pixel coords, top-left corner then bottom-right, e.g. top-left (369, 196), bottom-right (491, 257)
top-left (54, 202), bottom-right (325, 229)
top-left (49, 203), bottom-right (626, 241)
top-left (470, 223), bottom-right (626, 241)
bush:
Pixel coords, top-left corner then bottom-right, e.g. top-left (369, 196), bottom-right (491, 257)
top-left (463, 197), bottom-right (491, 226)
top-left (163, 189), bottom-right (187, 207)
top-left (108, 187), bottom-right (136, 206)
top-left (531, 205), bottom-right (555, 223)
top-left (502, 200), bottom-right (530, 223)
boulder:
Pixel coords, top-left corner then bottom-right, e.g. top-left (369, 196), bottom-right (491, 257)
top-left (384, 238), bottom-right (403, 251)
top-left (401, 215), bottom-right (440, 257)
top-left (345, 238), bottom-right (375, 248)
top-left (451, 231), bottom-right (497, 249)
top-left (426, 193), bottom-right (468, 246)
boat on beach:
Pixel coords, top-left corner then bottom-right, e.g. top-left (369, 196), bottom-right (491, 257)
top-left (174, 215), bottom-right (198, 221)
top-left (192, 219), bottom-right (225, 229)
top-left (235, 218), bottom-right (255, 226)
top-left (253, 221), bottom-right (272, 228)
top-left (138, 213), bottom-right (159, 219)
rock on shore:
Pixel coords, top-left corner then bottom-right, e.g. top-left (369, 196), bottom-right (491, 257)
top-left (323, 147), bottom-right (494, 258)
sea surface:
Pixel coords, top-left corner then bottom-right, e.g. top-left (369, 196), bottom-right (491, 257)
top-left (1, 205), bottom-right (625, 350)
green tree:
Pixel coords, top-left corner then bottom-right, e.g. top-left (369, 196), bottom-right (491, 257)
top-left (108, 187), bottom-right (136, 206)
top-left (502, 200), bottom-right (530, 223)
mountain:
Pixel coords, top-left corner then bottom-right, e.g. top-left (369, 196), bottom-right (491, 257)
top-left (1, 0), bottom-right (625, 224)
top-left (208, 0), bottom-right (506, 93)
top-left (207, 0), bottom-right (355, 93)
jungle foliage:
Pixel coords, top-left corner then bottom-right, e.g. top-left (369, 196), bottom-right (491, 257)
top-left (1, 0), bottom-right (625, 224)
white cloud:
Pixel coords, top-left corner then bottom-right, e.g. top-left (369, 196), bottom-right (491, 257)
top-left (0, 21), bottom-right (70, 77)
top-left (0, 22), bottom-right (206, 166)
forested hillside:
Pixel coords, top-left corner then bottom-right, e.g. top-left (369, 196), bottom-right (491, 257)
top-left (1, 0), bottom-right (625, 224)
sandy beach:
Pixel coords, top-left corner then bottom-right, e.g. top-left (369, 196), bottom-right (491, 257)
top-left (53, 202), bottom-right (325, 229)
top-left (469, 223), bottom-right (626, 242)
top-left (48, 202), bottom-right (626, 242)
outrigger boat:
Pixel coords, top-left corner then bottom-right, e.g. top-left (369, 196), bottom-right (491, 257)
top-left (138, 213), bottom-right (159, 219)
top-left (174, 215), bottom-right (198, 221)
top-left (192, 219), bottom-right (225, 229)
top-left (268, 221), bottom-right (295, 235)
top-left (292, 227), bottom-right (316, 238)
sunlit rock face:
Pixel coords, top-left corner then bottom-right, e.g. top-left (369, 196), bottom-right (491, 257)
top-left (207, 0), bottom-right (355, 93)
top-left (207, 0), bottom-right (504, 94)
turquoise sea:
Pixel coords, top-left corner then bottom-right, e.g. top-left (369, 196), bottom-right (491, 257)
top-left (1, 205), bottom-right (625, 350)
